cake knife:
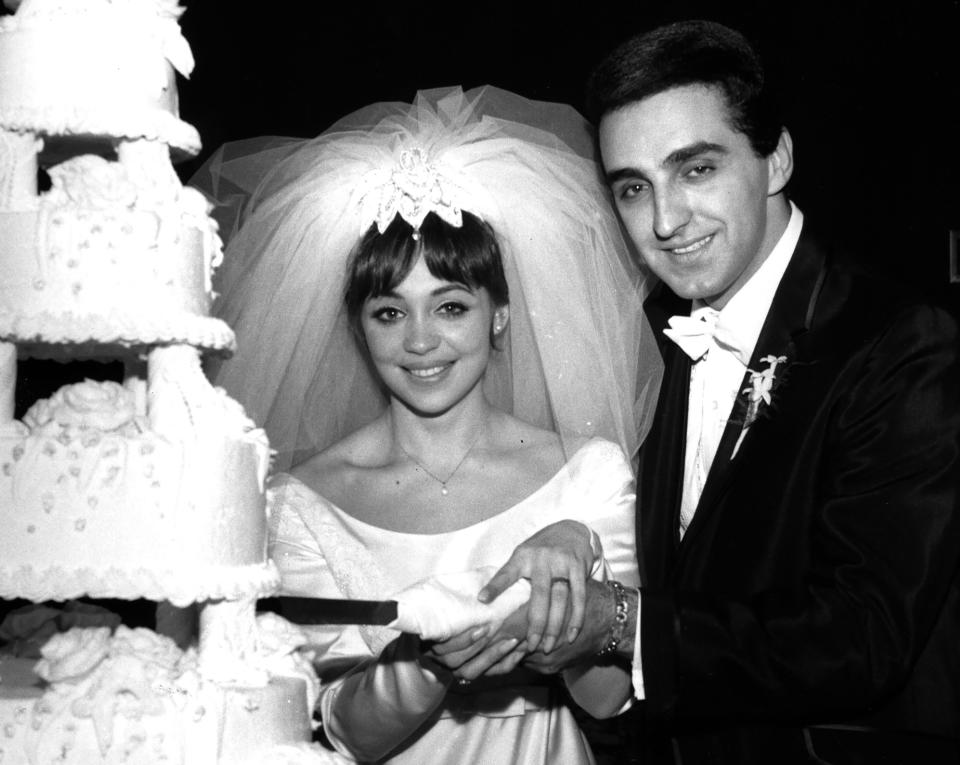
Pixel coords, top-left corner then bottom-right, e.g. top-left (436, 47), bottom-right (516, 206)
top-left (262, 597), bottom-right (398, 626)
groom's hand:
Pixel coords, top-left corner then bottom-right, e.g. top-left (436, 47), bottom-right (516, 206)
top-left (478, 520), bottom-right (595, 654)
top-left (522, 578), bottom-right (618, 674)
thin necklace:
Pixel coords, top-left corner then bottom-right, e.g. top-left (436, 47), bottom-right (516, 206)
top-left (397, 429), bottom-right (484, 496)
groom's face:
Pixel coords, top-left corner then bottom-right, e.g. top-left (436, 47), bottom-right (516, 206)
top-left (599, 84), bottom-right (787, 309)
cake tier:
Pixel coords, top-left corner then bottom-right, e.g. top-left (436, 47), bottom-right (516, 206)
top-left (0, 360), bottom-right (275, 606)
top-left (0, 627), bottom-right (319, 764)
top-left (0, 191), bottom-right (233, 352)
top-left (0, 1), bottom-right (200, 154)
top-left (0, 418), bottom-right (276, 605)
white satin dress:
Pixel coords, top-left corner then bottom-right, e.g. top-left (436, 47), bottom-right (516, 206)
top-left (267, 438), bottom-right (639, 764)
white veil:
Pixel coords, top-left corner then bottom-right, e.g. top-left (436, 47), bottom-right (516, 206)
top-left (191, 86), bottom-right (662, 471)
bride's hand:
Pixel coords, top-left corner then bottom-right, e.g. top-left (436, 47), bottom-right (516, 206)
top-left (478, 520), bottom-right (595, 654)
top-left (422, 625), bottom-right (522, 682)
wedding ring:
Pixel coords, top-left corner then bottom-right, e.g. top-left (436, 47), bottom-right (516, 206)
top-left (456, 677), bottom-right (471, 686)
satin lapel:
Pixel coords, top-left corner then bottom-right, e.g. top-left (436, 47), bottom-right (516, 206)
top-left (639, 287), bottom-right (693, 576)
top-left (679, 234), bottom-right (829, 550)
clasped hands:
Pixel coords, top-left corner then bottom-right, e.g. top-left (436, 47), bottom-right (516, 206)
top-left (417, 520), bottom-right (609, 683)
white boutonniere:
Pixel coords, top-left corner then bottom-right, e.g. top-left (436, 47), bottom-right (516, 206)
top-left (742, 354), bottom-right (788, 428)
top-left (731, 354), bottom-right (788, 458)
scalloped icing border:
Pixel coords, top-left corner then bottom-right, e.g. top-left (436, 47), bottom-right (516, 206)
top-left (0, 309), bottom-right (236, 352)
top-left (0, 561), bottom-right (280, 608)
top-left (0, 107), bottom-right (201, 156)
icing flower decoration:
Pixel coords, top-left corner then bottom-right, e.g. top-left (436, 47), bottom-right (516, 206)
top-left (46, 156), bottom-right (139, 209)
top-left (24, 380), bottom-right (143, 435)
top-left (742, 355), bottom-right (788, 427)
top-left (150, 0), bottom-right (196, 77)
top-left (34, 626), bottom-right (112, 683)
top-left (110, 626), bottom-right (183, 672)
top-left (36, 627), bottom-right (185, 755)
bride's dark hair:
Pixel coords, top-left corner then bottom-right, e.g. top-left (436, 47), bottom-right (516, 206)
top-left (344, 211), bottom-right (509, 336)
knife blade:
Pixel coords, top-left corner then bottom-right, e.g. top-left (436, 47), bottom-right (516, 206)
top-left (260, 597), bottom-right (399, 626)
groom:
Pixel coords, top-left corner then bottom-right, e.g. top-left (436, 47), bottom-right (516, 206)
top-left (484, 19), bottom-right (960, 764)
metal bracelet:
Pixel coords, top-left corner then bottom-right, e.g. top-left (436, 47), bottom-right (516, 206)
top-left (597, 579), bottom-right (628, 656)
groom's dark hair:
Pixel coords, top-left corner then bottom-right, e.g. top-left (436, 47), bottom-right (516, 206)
top-left (586, 19), bottom-right (783, 157)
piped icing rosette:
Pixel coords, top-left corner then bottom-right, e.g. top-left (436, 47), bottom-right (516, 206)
top-left (44, 155), bottom-right (141, 210)
top-left (31, 626), bottom-right (190, 757)
top-left (23, 379), bottom-right (146, 439)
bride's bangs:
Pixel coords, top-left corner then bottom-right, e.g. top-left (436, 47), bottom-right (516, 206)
top-left (345, 212), bottom-right (508, 324)
top-left (418, 212), bottom-right (509, 307)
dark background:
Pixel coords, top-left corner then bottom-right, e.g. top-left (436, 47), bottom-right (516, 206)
top-left (173, 0), bottom-right (960, 309)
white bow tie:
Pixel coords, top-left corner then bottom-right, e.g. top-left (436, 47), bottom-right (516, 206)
top-left (663, 307), bottom-right (740, 361)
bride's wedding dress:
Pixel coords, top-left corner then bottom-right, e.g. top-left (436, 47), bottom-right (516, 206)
top-left (268, 438), bottom-right (639, 764)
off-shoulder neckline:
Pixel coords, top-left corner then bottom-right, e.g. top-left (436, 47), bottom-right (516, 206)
top-left (272, 437), bottom-right (618, 537)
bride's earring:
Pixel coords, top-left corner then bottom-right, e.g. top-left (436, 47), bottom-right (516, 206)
top-left (492, 306), bottom-right (509, 336)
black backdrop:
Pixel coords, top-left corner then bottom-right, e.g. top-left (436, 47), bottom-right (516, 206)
top-left (174, 0), bottom-right (960, 305)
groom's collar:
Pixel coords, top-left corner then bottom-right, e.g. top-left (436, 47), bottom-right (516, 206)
top-left (690, 202), bottom-right (804, 365)
top-left (646, 202), bottom-right (804, 354)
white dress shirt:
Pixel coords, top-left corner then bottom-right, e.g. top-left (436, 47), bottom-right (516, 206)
top-left (632, 203), bottom-right (804, 699)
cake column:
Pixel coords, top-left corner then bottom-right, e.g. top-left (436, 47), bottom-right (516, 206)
top-left (146, 343), bottom-right (209, 439)
top-left (0, 341), bottom-right (14, 424)
top-left (117, 138), bottom-right (181, 200)
top-left (0, 129), bottom-right (42, 207)
top-left (0, 131), bottom-right (40, 423)
top-left (198, 598), bottom-right (267, 685)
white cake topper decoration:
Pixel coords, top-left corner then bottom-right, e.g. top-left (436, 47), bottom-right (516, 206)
top-left (357, 147), bottom-right (471, 236)
top-left (4, 0), bottom-right (195, 78)
top-left (152, 0), bottom-right (195, 78)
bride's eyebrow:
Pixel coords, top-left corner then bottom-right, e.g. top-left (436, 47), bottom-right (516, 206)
top-left (371, 284), bottom-right (471, 300)
top-left (431, 284), bottom-right (472, 297)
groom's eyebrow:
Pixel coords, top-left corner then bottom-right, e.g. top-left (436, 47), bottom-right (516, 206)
top-left (604, 141), bottom-right (728, 185)
top-left (606, 166), bottom-right (647, 185)
top-left (663, 141), bottom-right (727, 167)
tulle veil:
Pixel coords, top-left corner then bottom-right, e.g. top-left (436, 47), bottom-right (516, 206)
top-left (190, 85), bottom-right (662, 471)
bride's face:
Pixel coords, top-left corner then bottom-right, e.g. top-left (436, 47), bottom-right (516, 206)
top-left (361, 255), bottom-right (507, 417)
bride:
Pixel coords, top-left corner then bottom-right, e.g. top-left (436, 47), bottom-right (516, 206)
top-left (197, 86), bottom-right (661, 764)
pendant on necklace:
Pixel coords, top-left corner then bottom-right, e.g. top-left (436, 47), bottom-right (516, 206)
top-left (440, 485), bottom-right (449, 496)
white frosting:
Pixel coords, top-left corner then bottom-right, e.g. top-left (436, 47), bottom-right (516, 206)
top-left (0, 308), bottom-right (236, 352)
top-left (0, 3), bottom-right (316, 761)
top-left (24, 379), bottom-right (143, 434)
top-left (0, 2), bottom-right (224, 350)
top-left (0, 174), bottom-right (229, 350)
top-left (0, 376), bottom-right (275, 606)
top-left (0, 341), bottom-right (15, 423)
top-left (0, 130), bottom-right (41, 208)
top-left (0, 623), bottom-right (317, 764)
top-left (0, 0), bottom-right (200, 152)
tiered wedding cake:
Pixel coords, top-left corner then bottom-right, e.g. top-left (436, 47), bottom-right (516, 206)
top-left (0, 0), bottom-right (329, 761)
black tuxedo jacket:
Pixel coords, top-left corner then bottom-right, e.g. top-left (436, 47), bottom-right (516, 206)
top-left (633, 229), bottom-right (960, 762)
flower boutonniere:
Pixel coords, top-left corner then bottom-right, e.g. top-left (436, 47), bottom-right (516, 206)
top-left (742, 354), bottom-right (788, 428)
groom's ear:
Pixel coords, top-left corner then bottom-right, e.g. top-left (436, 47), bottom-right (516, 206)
top-left (766, 128), bottom-right (794, 196)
